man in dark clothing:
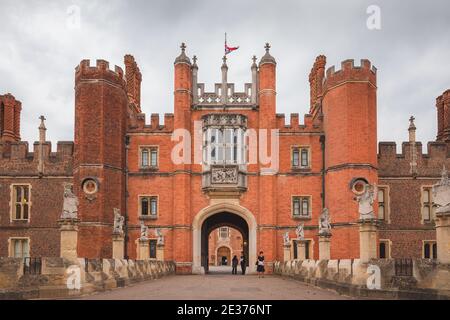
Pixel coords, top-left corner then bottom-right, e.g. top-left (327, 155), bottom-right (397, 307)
top-left (232, 255), bottom-right (238, 274)
top-left (240, 255), bottom-right (247, 275)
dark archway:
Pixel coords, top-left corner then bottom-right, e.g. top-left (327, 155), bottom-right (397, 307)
top-left (201, 212), bottom-right (249, 274)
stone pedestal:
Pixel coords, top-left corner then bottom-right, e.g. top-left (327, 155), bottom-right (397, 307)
top-left (283, 245), bottom-right (291, 262)
top-left (297, 241), bottom-right (306, 260)
top-left (157, 245), bottom-right (164, 261)
top-left (58, 218), bottom-right (79, 262)
top-left (435, 212), bottom-right (450, 264)
top-left (358, 219), bottom-right (378, 263)
top-left (136, 238), bottom-right (150, 260)
top-left (318, 235), bottom-right (331, 260)
top-left (112, 233), bottom-right (125, 259)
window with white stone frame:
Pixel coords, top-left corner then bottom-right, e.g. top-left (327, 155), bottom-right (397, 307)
top-left (421, 187), bottom-right (435, 223)
top-left (203, 128), bottom-right (246, 165)
top-left (292, 196), bottom-right (312, 219)
top-left (219, 227), bottom-right (229, 239)
top-left (11, 184), bottom-right (31, 221)
top-left (140, 146), bottom-right (158, 168)
top-left (423, 240), bottom-right (437, 259)
top-left (9, 238), bottom-right (30, 258)
top-left (140, 196), bottom-right (158, 218)
top-left (291, 146), bottom-right (310, 169)
top-left (377, 186), bottom-right (390, 222)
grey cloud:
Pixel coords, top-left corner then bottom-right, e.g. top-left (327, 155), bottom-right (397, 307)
top-left (0, 0), bottom-right (449, 151)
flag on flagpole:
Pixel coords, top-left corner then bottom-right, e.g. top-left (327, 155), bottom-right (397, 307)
top-left (225, 33), bottom-right (239, 55)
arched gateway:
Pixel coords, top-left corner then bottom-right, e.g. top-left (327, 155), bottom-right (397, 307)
top-left (192, 202), bottom-right (257, 274)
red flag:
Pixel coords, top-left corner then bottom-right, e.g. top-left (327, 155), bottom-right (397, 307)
top-left (225, 33), bottom-right (239, 55)
top-left (225, 44), bottom-right (239, 55)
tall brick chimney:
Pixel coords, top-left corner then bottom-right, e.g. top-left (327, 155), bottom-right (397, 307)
top-left (0, 93), bottom-right (21, 143)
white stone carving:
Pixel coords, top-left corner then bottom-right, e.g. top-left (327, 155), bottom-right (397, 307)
top-left (295, 223), bottom-right (305, 240)
top-left (432, 166), bottom-right (450, 214)
top-left (113, 208), bottom-right (124, 235)
top-left (354, 183), bottom-right (377, 220)
top-left (61, 184), bottom-right (79, 219)
top-left (211, 167), bottom-right (238, 184)
top-left (283, 231), bottom-right (290, 246)
top-left (156, 228), bottom-right (164, 246)
top-left (140, 222), bottom-right (149, 241)
top-left (319, 208), bottom-right (332, 236)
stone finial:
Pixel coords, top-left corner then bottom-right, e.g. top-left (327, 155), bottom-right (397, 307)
top-left (260, 42), bottom-right (276, 66)
top-left (174, 42), bottom-right (191, 65)
top-left (222, 55), bottom-right (228, 68)
top-left (39, 115), bottom-right (47, 143)
top-left (192, 55), bottom-right (198, 68)
top-left (409, 116), bottom-right (416, 131)
top-left (251, 55), bottom-right (258, 69)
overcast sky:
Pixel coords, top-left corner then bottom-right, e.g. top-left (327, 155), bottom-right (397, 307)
top-left (1, 0), bottom-right (449, 152)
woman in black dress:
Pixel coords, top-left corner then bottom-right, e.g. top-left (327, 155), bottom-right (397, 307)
top-left (256, 251), bottom-right (265, 278)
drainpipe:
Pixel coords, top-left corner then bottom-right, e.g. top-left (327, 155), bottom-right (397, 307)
top-left (124, 135), bottom-right (130, 259)
top-left (320, 135), bottom-right (326, 208)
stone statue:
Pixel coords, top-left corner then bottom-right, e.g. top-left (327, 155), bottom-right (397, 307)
top-left (295, 223), bottom-right (305, 240)
top-left (140, 222), bottom-right (149, 240)
top-left (354, 183), bottom-right (377, 220)
top-left (113, 208), bottom-right (124, 235)
top-left (319, 208), bottom-right (332, 236)
top-left (61, 184), bottom-right (79, 219)
top-left (432, 166), bottom-right (450, 214)
top-left (156, 228), bottom-right (164, 246)
top-left (283, 231), bottom-right (290, 246)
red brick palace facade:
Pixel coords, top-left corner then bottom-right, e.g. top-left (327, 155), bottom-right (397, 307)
top-left (0, 43), bottom-right (449, 274)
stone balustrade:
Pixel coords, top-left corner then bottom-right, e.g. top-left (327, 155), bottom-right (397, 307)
top-left (0, 257), bottom-right (175, 300)
top-left (274, 259), bottom-right (450, 299)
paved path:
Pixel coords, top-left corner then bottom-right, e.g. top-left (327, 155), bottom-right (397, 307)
top-left (78, 272), bottom-right (355, 300)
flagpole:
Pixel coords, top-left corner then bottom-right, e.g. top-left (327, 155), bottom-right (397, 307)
top-left (225, 32), bottom-right (227, 55)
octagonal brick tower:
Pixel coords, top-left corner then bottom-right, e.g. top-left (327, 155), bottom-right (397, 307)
top-left (74, 59), bottom-right (128, 258)
top-left (322, 59), bottom-right (378, 259)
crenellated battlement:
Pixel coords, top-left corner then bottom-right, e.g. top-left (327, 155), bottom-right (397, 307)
top-left (378, 141), bottom-right (450, 177)
top-left (0, 141), bottom-right (74, 160)
top-left (323, 59), bottom-right (377, 91)
top-left (75, 59), bottom-right (126, 88)
top-left (275, 113), bottom-right (322, 132)
top-left (0, 141), bottom-right (74, 176)
top-left (130, 113), bottom-right (175, 132)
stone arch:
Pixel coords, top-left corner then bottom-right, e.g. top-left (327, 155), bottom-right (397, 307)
top-left (216, 245), bottom-right (232, 265)
top-left (192, 202), bottom-right (257, 274)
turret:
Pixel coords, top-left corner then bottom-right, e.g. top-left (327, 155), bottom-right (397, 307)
top-left (322, 58), bottom-right (378, 259)
top-left (172, 43), bottom-right (193, 272)
top-left (258, 43), bottom-right (276, 129)
top-left (74, 59), bottom-right (128, 258)
top-left (173, 43), bottom-right (192, 130)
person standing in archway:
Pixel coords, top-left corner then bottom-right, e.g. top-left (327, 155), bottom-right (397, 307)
top-left (232, 255), bottom-right (238, 274)
top-left (257, 251), bottom-right (265, 278)
top-left (240, 254), bottom-right (246, 275)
